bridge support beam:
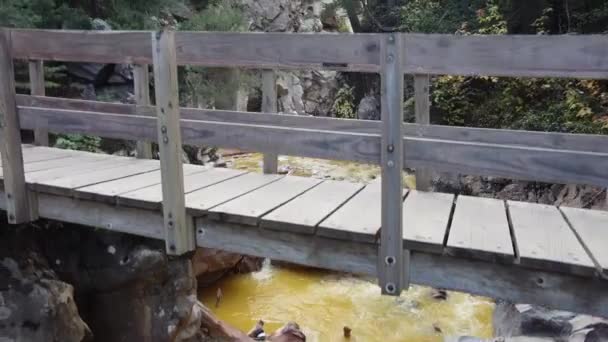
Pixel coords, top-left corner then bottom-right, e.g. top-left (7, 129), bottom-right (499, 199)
top-left (28, 60), bottom-right (48, 146)
top-left (261, 69), bottom-right (278, 174)
top-left (152, 29), bottom-right (195, 255)
top-left (378, 32), bottom-right (409, 294)
top-left (134, 64), bottom-right (153, 159)
top-left (414, 74), bottom-right (432, 191)
top-left (0, 29), bottom-right (36, 224)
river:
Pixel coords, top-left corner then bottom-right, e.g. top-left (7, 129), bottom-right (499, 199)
top-left (199, 260), bottom-right (494, 341)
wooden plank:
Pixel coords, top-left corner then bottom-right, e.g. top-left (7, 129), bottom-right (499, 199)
top-left (18, 106), bottom-right (608, 187)
top-left (34, 159), bottom-right (160, 196)
top-left (317, 182), bottom-right (382, 243)
top-left (25, 155), bottom-right (125, 183)
top-left (209, 176), bottom-right (322, 226)
top-left (175, 31), bottom-right (380, 72)
top-left (261, 179), bottom-right (364, 234)
top-left (36, 192), bottom-right (164, 240)
top-left (28, 60), bottom-right (48, 146)
top-left (152, 29), bottom-right (193, 255)
top-left (317, 184), bottom-right (409, 244)
top-left (185, 172), bottom-right (282, 214)
top-left (403, 190), bottom-right (454, 253)
top-left (18, 94), bottom-right (608, 154)
top-left (10, 29), bottom-right (381, 72)
top-left (10, 29), bottom-right (151, 64)
top-left (0, 29), bottom-right (33, 223)
top-left (403, 34), bottom-right (608, 79)
top-left (74, 164), bottom-right (208, 203)
top-left (508, 201), bottom-right (595, 275)
top-left (261, 70), bottom-right (278, 174)
top-left (134, 64), bottom-right (152, 159)
top-left (447, 195), bottom-right (513, 262)
top-left (195, 217), bottom-right (608, 318)
top-left (560, 206), bottom-right (608, 275)
top-left (414, 74), bottom-right (431, 191)
top-left (379, 32), bottom-right (407, 294)
top-left (119, 168), bottom-right (247, 210)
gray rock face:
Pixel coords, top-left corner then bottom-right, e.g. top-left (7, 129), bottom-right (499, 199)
top-left (492, 302), bottom-right (608, 341)
top-left (357, 94), bottom-right (380, 120)
top-left (0, 222), bottom-right (206, 342)
top-left (0, 257), bottom-right (91, 341)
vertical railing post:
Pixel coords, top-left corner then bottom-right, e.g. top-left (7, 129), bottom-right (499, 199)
top-left (0, 29), bottom-right (34, 224)
top-left (414, 74), bottom-right (431, 191)
top-left (28, 60), bottom-right (48, 146)
top-left (151, 29), bottom-right (194, 255)
top-left (261, 69), bottom-right (278, 174)
top-left (134, 64), bottom-right (153, 159)
top-left (378, 32), bottom-right (409, 294)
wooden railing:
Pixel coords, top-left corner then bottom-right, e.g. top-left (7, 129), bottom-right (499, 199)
top-left (1, 28), bottom-right (608, 296)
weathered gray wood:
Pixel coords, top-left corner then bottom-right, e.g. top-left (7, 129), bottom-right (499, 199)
top-left (508, 201), bottom-right (595, 275)
top-left (18, 94), bottom-right (608, 154)
top-left (75, 164), bottom-right (208, 203)
top-left (317, 182), bottom-right (382, 243)
top-left (209, 175), bottom-right (322, 226)
top-left (18, 106), bottom-right (608, 187)
top-left (403, 190), bottom-right (454, 253)
top-left (560, 206), bottom-right (608, 275)
top-left (133, 64), bottom-right (152, 159)
top-left (119, 168), bottom-right (247, 210)
top-left (25, 156), bottom-right (130, 184)
top-left (413, 74), bottom-right (431, 191)
top-left (34, 159), bottom-right (160, 196)
top-left (11, 29), bottom-right (151, 64)
top-left (152, 29), bottom-right (193, 255)
top-left (447, 196), bottom-right (513, 262)
top-left (0, 30), bottom-right (34, 224)
top-left (379, 32), bottom-right (407, 294)
top-left (36, 192), bottom-right (164, 240)
top-left (261, 70), bottom-right (278, 174)
top-left (185, 172), bottom-right (282, 215)
top-left (11, 29), bottom-right (381, 72)
top-left (28, 60), bottom-right (48, 146)
top-left (403, 34), bottom-right (608, 79)
top-left (261, 179), bottom-right (364, 234)
top-left (194, 217), bottom-right (608, 317)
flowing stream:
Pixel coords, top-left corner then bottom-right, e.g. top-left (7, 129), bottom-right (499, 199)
top-left (199, 261), bottom-right (494, 341)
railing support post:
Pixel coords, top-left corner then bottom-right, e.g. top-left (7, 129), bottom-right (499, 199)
top-left (378, 32), bottom-right (409, 294)
top-left (151, 29), bottom-right (194, 255)
top-left (262, 69), bottom-right (278, 174)
top-left (28, 60), bottom-right (48, 146)
top-left (0, 29), bottom-right (35, 224)
top-left (134, 64), bottom-right (153, 159)
top-left (414, 74), bottom-right (431, 191)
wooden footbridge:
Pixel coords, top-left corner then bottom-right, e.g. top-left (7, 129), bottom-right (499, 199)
top-left (1, 28), bottom-right (608, 317)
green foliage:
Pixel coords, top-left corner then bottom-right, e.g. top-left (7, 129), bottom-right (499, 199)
top-left (54, 134), bottom-right (101, 152)
top-left (179, 3), bottom-right (249, 109)
top-left (332, 85), bottom-right (356, 119)
top-left (432, 76), bottom-right (608, 134)
top-left (180, 3), bottom-right (246, 31)
top-left (0, 0), bottom-right (90, 29)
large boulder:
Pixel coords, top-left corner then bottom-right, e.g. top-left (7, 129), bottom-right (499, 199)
top-left (357, 94), bottom-right (380, 120)
top-left (0, 257), bottom-right (91, 341)
top-left (493, 302), bottom-right (608, 341)
top-left (192, 248), bottom-right (263, 287)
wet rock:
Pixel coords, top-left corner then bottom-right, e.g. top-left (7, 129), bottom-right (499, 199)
top-left (493, 302), bottom-right (574, 338)
top-left (431, 288), bottom-right (448, 301)
top-left (0, 257), bottom-right (92, 341)
top-left (268, 322), bottom-right (306, 342)
top-left (192, 248), bottom-right (263, 287)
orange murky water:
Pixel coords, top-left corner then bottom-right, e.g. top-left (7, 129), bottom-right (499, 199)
top-left (199, 261), bottom-right (494, 341)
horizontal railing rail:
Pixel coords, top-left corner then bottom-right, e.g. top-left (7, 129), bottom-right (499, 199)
top-left (18, 103), bottom-right (608, 188)
top-left (9, 29), bottom-right (608, 77)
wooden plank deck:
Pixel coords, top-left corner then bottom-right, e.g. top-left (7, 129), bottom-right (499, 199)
top-left (1, 146), bottom-right (608, 316)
